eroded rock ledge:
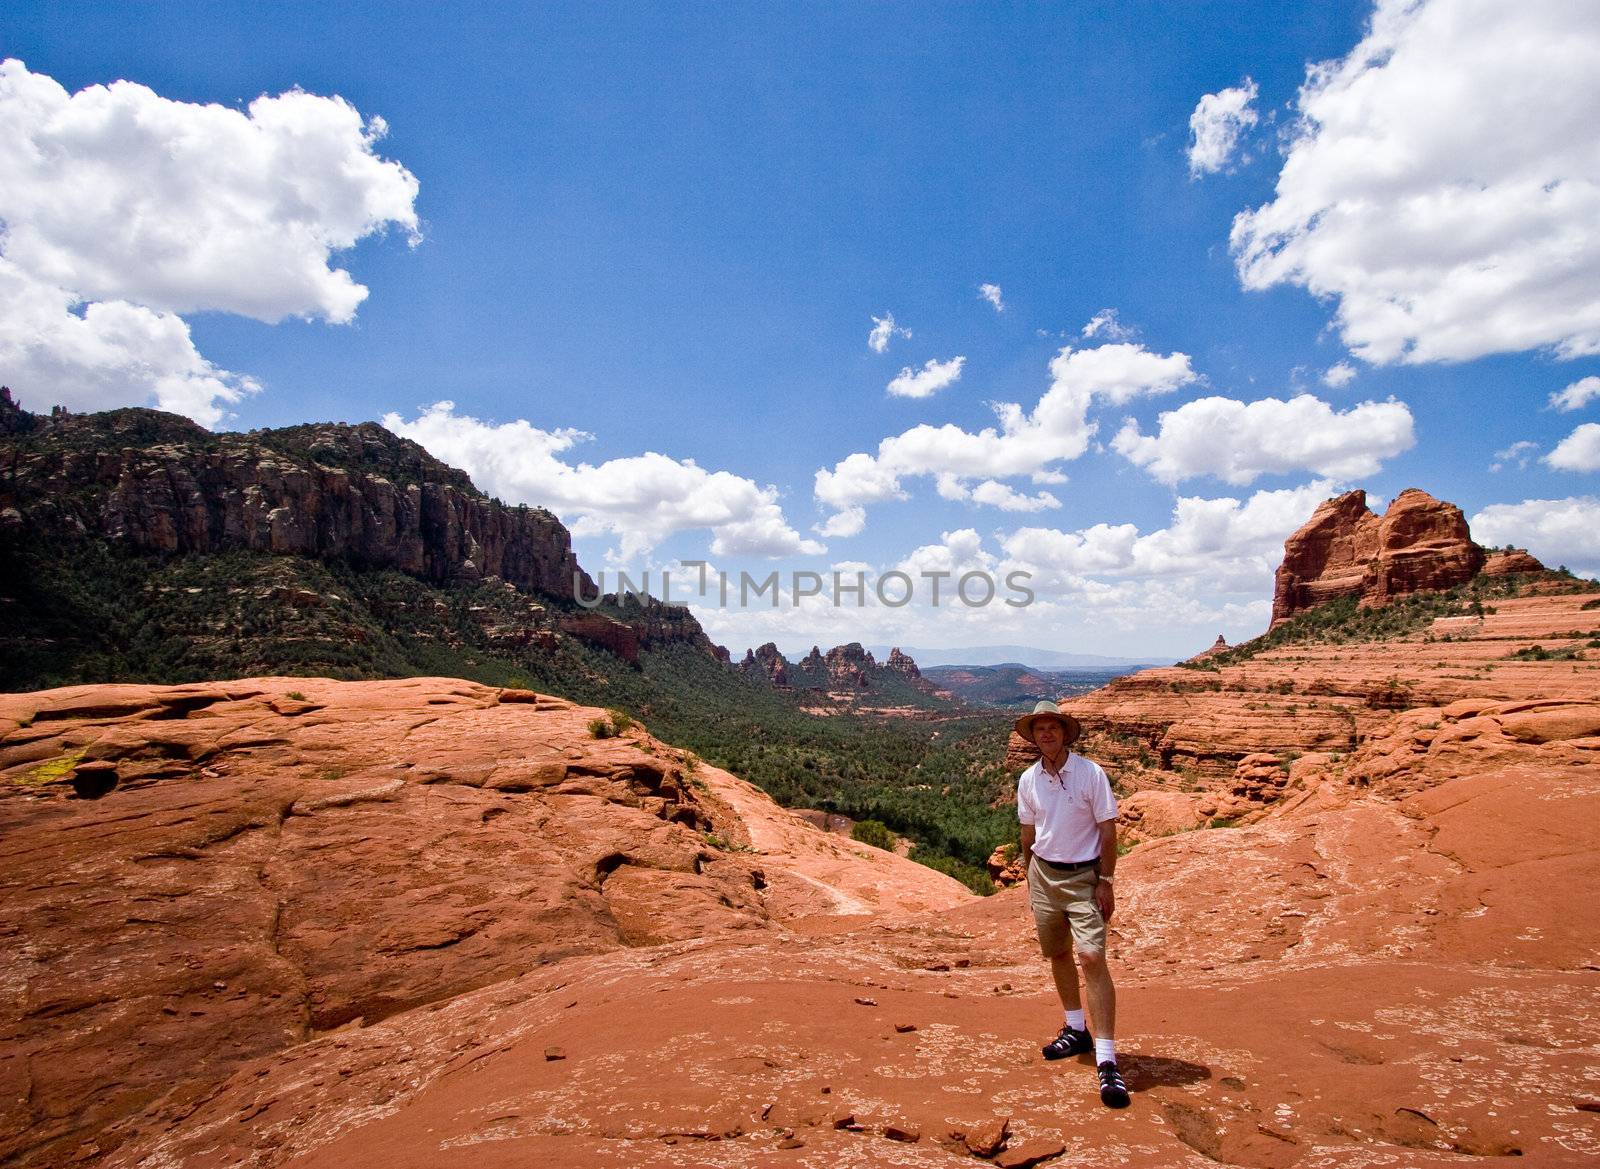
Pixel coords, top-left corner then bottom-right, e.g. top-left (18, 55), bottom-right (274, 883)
top-left (0, 676), bottom-right (966, 1168)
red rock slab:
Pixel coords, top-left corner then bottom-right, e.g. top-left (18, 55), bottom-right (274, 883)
top-left (696, 759), bottom-right (970, 920)
top-left (82, 756), bottom-right (1600, 1169)
top-left (0, 677), bottom-right (966, 1169)
top-left (993, 1138), bottom-right (1065, 1168)
top-left (84, 918), bottom-right (1596, 1168)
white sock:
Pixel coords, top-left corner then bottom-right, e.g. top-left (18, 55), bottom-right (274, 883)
top-left (1093, 1037), bottom-right (1117, 1064)
top-left (1064, 1008), bottom-right (1086, 1031)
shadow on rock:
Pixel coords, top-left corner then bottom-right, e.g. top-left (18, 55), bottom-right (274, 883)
top-left (1120, 1053), bottom-right (1210, 1091)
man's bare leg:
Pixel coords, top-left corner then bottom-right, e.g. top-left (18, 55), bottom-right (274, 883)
top-left (1048, 950), bottom-right (1083, 1013)
top-left (1077, 947), bottom-right (1116, 1039)
top-left (1079, 945), bottom-right (1129, 1106)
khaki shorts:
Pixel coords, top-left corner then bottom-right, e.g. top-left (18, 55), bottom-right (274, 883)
top-left (1027, 856), bottom-right (1107, 957)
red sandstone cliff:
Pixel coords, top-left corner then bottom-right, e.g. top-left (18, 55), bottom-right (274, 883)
top-left (0, 395), bottom-right (595, 599)
top-left (1270, 488), bottom-right (1502, 625)
top-left (0, 393), bottom-right (733, 672)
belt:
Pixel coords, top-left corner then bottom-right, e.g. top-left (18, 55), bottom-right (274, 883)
top-left (1036, 855), bottom-right (1100, 873)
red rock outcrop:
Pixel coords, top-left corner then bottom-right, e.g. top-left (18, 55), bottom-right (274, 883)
top-left (0, 395), bottom-right (731, 672)
top-left (1004, 729), bottom-right (1040, 773)
top-left (823, 642), bottom-right (876, 689)
top-left (885, 647), bottom-right (920, 680)
top-left (1117, 789), bottom-right (1204, 843)
top-left (739, 642), bottom-right (791, 686)
top-left (556, 610), bottom-right (642, 664)
top-left (1481, 547), bottom-right (1546, 577)
top-left (1271, 488), bottom-right (1497, 625)
top-left (63, 741), bottom-right (1600, 1168)
top-left (0, 398), bottom-right (596, 600)
top-left (885, 647), bottom-right (942, 697)
top-left (1064, 586), bottom-right (1600, 803)
top-left (0, 678), bottom-right (967, 1168)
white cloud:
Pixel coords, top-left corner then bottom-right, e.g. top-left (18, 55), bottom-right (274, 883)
top-left (1490, 440), bottom-right (1539, 472)
top-left (725, 482), bottom-right (1330, 653)
top-left (969, 480), bottom-right (1061, 512)
top-left (896, 528), bottom-right (997, 579)
top-left (1081, 308), bottom-right (1135, 342)
top-left (1550, 375), bottom-right (1600, 413)
top-left (1230, 2), bottom-right (1600, 364)
top-left (1470, 497), bottom-right (1600, 576)
top-left (979, 283), bottom-right (1005, 312)
top-left (816, 342), bottom-right (1197, 531)
top-left (815, 451), bottom-right (909, 512)
top-left (0, 59), bottom-right (419, 425)
top-left (868, 312), bottom-right (911, 354)
top-left (815, 506), bottom-right (867, 539)
top-left (1187, 77), bottom-right (1259, 177)
top-left (695, 494), bottom-right (1323, 659)
top-left (1112, 393), bottom-right (1415, 485)
top-left (0, 259), bottom-right (259, 427)
top-left (886, 355), bottom-right (965, 398)
top-left (1546, 423), bottom-right (1600, 472)
top-left (1321, 361), bottom-right (1357, 388)
top-left (0, 59), bottom-right (418, 323)
top-left (1002, 481), bottom-right (1338, 592)
top-left (384, 401), bottom-right (825, 560)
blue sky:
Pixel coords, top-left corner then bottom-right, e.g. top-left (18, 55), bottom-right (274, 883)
top-left (4, 1), bottom-right (1600, 658)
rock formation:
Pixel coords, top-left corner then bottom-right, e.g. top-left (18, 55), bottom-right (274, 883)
top-left (823, 642), bottom-right (876, 689)
top-left (18, 676), bottom-right (1595, 1167)
top-left (0, 677), bottom-right (967, 1167)
top-left (0, 394), bottom-right (731, 681)
top-left (885, 647), bottom-right (920, 680)
top-left (734, 644), bottom-right (940, 709)
top-left (739, 642), bottom-right (791, 686)
top-left (5, 458), bottom-right (1598, 1166)
top-left (556, 610), bottom-right (643, 665)
top-left (1064, 582), bottom-right (1600, 822)
top-left (1270, 488), bottom-right (1506, 625)
top-left (884, 647), bottom-right (941, 698)
top-left (1481, 546), bottom-right (1546, 577)
top-left (0, 393), bottom-right (594, 600)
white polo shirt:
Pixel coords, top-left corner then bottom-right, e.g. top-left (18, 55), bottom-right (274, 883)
top-left (1017, 752), bottom-right (1118, 864)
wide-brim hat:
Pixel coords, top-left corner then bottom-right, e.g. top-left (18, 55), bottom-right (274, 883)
top-left (1013, 700), bottom-right (1082, 746)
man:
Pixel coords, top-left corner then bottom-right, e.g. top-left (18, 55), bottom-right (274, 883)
top-left (1014, 699), bottom-right (1129, 1109)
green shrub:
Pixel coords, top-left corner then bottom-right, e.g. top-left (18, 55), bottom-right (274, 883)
top-left (908, 844), bottom-right (995, 895)
top-left (587, 716), bottom-right (616, 739)
top-left (851, 819), bottom-right (897, 850)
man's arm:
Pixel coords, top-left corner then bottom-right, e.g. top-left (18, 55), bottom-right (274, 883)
top-left (1019, 823), bottom-right (1036, 869)
top-left (1095, 818), bottom-right (1117, 920)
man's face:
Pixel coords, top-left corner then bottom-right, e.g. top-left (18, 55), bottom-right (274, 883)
top-left (1032, 716), bottom-right (1068, 755)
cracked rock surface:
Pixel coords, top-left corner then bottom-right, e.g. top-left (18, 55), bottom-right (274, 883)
top-left (0, 677), bottom-right (966, 1167)
top-left (3, 674), bottom-right (1598, 1167)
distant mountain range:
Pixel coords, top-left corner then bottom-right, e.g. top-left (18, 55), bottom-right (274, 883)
top-left (865, 644), bottom-right (1174, 671)
top-left (921, 663), bottom-right (1145, 709)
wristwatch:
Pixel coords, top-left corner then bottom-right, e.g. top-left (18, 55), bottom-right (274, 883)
top-left (1098, 874), bottom-right (1115, 885)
